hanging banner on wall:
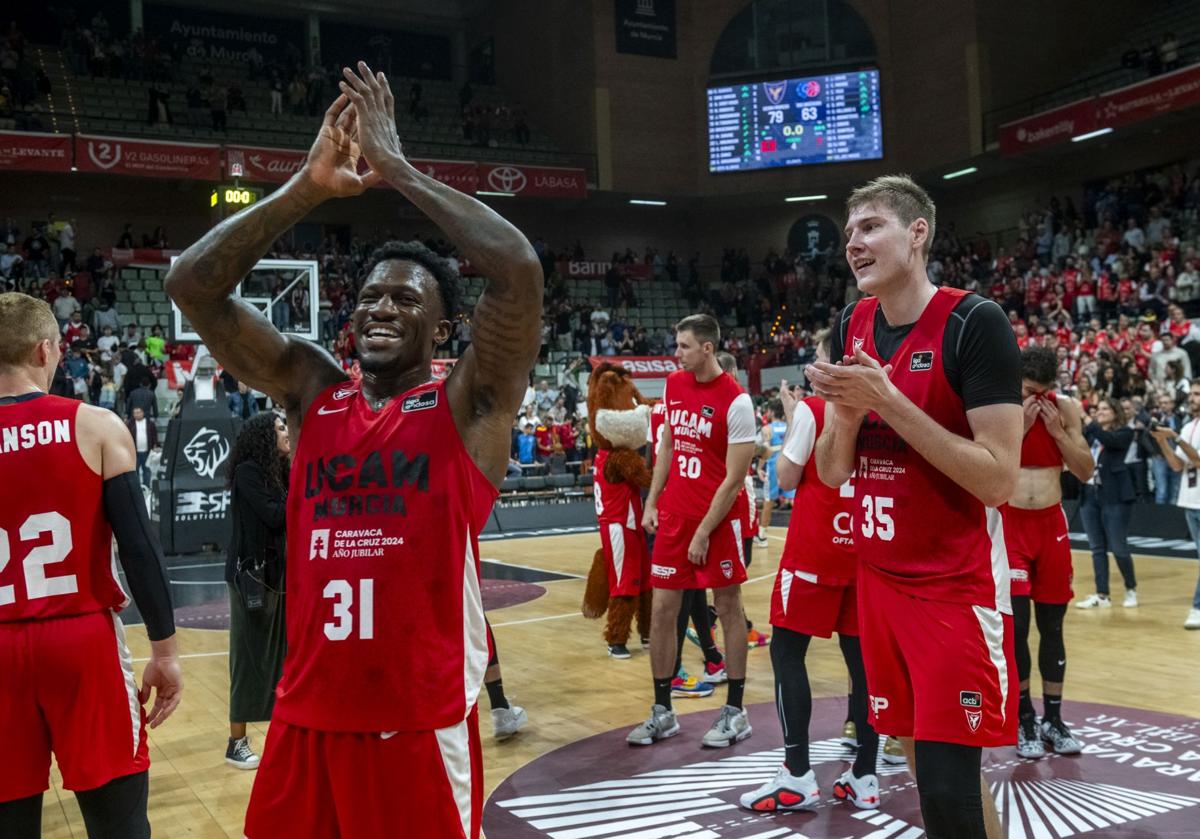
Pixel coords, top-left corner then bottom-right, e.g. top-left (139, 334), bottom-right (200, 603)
top-left (0, 131), bottom-right (72, 173)
top-left (614, 0), bottom-right (677, 59)
top-left (143, 3), bottom-right (303, 65)
top-left (75, 134), bottom-right (221, 180)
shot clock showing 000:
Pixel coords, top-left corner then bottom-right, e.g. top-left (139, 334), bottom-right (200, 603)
top-left (707, 69), bottom-right (883, 173)
top-left (210, 186), bottom-right (262, 208)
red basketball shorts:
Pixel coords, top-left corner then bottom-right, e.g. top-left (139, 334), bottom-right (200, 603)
top-left (770, 569), bottom-right (858, 638)
top-left (1000, 503), bottom-right (1074, 603)
top-left (0, 611), bottom-right (149, 801)
top-left (650, 510), bottom-right (747, 590)
top-left (245, 707), bottom-right (483, 838)
top-left (857, 566), bottom-right (1017, 748)
top-left (600, 521), bottom-right (651, 597)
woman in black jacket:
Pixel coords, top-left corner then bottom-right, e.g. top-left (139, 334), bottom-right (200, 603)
top-left (1077, 397), bottom-right (1139, 609)
top-left (224, 412), bottom-right (290, 768)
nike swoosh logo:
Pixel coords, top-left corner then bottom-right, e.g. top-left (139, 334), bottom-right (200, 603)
top-left (379, 731), bottom-right (398, 740)
top-left (1057, 535), bottom-right (1069, 542)
top-left (318, 406), bottom-right (348, 415)
top-left (1057, 660), bottom-right (1066, 666)
top-left (669, 400), bottom-right (682, 406)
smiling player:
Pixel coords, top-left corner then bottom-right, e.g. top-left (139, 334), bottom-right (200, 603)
top-left (167, 63), bottom-right (542, 839)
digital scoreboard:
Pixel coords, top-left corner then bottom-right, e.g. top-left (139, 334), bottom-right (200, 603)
top-left (707, 69), bottom-right (883, 173)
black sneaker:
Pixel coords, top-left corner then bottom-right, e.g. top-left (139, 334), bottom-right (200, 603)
top-left (225, 736), bottom-right (260, 769)
top-left (1040, 718), bottom-right (1083, 754)
top-left (608, 644), bottom-right (631, 659)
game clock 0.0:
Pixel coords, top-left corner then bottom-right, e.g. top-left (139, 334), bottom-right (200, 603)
top-left (210, 185), bottom-right (262, 209)
top-left (707, 69), bottom-right (883, 173)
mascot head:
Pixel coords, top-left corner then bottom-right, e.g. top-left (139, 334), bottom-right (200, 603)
top-left (184, 426), bottom-right (231, 480)
top-left (587, 362), bottom-right (651, 451)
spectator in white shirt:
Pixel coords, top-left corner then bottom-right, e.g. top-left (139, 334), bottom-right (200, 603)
top-left (52, 289), bottom-right (80, 327)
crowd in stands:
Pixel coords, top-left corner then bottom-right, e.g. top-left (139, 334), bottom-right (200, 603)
top-left (0, 21), bottom-right (52, 128)
top-left (8, 154), bottom-right (1200, 502)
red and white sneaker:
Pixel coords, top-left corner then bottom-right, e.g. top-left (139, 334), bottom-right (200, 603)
top-left (739, 766), bottom-right (820, 811)
top-left (703, 660), bottom-right (728, 683)
top-left (833, 769), bottom-right (880, 810)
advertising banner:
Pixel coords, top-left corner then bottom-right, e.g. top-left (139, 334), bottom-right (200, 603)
top-left (477, 162), bottom-right (587, 198)
top-left (0, 131), bottom-right (72, 173)
top-left (75, 134), bottom-right (221, 180)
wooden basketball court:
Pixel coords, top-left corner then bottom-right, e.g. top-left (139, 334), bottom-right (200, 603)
top-left (36, 529), bottom-right (1200, 837)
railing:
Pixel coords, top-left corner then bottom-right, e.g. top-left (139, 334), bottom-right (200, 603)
top-left (982, 39), bottom-right (1200, 143)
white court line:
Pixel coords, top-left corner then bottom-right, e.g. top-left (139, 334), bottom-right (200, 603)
top-left (490, 612), bottom-right (581, 628)
top-left (133, 650), bottom-right (229, 663)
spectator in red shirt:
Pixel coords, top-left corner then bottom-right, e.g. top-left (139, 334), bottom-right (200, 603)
top-left (535, 419), bottom-right (555, 463)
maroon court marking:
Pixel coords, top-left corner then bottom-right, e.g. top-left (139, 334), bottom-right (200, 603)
top-left (482, 579), bottom-right (547, 611)
top-left (485, 697), bottom-right (1200, 838)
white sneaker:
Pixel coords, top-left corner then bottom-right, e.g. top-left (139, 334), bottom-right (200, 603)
top-left (1185, 608), bottom-right (1200, 630)
top-left (627, 704), bottom-right (680, 745)
top-left (701, 705), bottom-right (752, 748)
top-left (833, 769), bottom-right (881, 810)
top-left (739, 766), bottom-right (819, 811)
top-left (1123, 590), bottom-right (1138, 608)
top-left (492, 705), bottom-right (528, 741)
top-left (1075, 594), bottom-right (1112, 609)
top-left (753, 535), bottom-right (769, 548)
top-left (225, 736), bottom-right (260, 770)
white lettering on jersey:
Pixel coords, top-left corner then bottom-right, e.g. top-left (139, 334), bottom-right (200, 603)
top-left (668, 409), bottom-right (713, 440)
top-left (0, 419), bottom-right (71, 453)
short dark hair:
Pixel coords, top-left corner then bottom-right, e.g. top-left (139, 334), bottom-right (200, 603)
top-left (768, 398), bottom-right (784, 418)
top-left (675, 313), bottom-right (720, 349)
top-left (1020, 345), bottom-right (1057, 386)
top-left (363, 240), bottom-right (462, 320)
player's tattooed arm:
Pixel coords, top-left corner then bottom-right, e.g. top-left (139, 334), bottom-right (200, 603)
top-left (338, 61), bottom-right (543, 484)
top-left (165, 94), bottom-right (368, 408)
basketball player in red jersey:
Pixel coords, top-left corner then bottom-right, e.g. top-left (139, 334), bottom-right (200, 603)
top-left (628, 315), bottom-right (757, 748)
top-left (740, 331), bottom-right (881, 813)
top-left (166, 63), bottom-right (542, 838)
top-left (1003, 346), bottom-right (1093, 760)
top-left (808, 175), bottom-right (1021, 839)
top-left (0, 292), bottom-right (182, 839)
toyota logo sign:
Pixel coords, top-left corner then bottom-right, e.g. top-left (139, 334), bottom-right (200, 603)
top-left (487, 166), bottom-right (527, 193)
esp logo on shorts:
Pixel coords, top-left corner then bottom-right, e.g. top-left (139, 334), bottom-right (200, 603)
top-left (909, 351), bottom-right (934, 372)
top-left (402, 390), bottom-right (438, 412)
top-left (720, 559), bottom-right (733, 579)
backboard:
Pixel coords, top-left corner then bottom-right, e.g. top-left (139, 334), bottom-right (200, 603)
top-left (171, 258), bottom-right (320, 343)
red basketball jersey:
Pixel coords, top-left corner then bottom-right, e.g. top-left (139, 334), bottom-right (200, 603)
top-left (1021, 392), bottom-right (1065, 468)
top-left (847, 288), bottom-right (1010, 610)
top-left (779, 396), bottom-right (856, 584)
top-left (658, 370), bottom-right (754, 521)
top-left (593, 449), bottom-right (642, 528)
top-left (648, 401), bottom-right (667, 464)
top-left (277, 379), bottom-right (498, 732)
top-left (0, 394), bottom-right (125, 623)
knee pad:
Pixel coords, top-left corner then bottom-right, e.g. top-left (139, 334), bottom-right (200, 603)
top-left (1012, 595), bottom-right (1032, 680)
top-left (1035, 602), bottom-right (1067, 682)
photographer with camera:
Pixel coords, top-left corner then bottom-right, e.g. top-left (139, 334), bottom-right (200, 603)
top-left (1146, 380), bottom-right (1200, 630)
top-left (224, 412), bottom-right (290, 770)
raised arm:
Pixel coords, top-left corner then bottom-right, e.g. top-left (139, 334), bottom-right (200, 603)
top-left (164, 94), bottom-right (370, 411)
top-left (339, 62), bottom-right (543, 485)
